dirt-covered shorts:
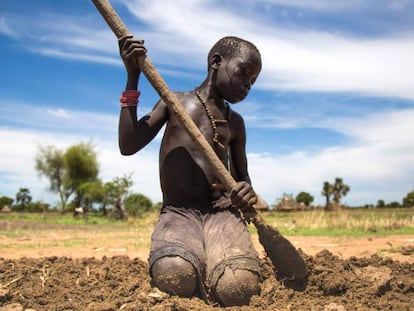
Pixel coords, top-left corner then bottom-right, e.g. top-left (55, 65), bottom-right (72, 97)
top-left (148, 199), bottom-right (260, 300)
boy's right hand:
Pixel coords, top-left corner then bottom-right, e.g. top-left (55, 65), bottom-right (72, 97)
top-left (230, 181), bottom-right (257, 213)
top-left (118, 35), bottom-right (147, 75)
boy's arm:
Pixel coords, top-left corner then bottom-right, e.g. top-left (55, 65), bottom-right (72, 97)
top-left (229, 114), bottom-right (257, 210)
top-left (118, 100), bottom-right (168, 155)
top-left (118, 36), bottom-right (168, 155)
top-left (229, 112), bottom-right (250, 182)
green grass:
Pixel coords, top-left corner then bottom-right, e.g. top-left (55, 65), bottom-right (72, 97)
top-left (0, 239), bottom-right (88, 249)
top-left (1, 231), bottom-right (26, 238)
top-left (1, 208), bottom-right (414, 238)
top-left (260, 208), bottom-right (414, 237)
top-left (0, 212), bottom-right (131, 227)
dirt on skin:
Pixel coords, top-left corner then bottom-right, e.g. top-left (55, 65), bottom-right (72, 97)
top-left (1, 250), bottom-right (414, 311)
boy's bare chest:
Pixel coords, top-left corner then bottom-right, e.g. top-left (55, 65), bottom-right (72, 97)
top-left (183, 101), bottom-right (232, 149)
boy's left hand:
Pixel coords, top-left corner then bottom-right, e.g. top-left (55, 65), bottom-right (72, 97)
top-left (230, 181), bottom-right (257, 212)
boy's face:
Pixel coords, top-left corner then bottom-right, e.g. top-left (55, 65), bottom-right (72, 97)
top-left (215, 50), bottom-right (261, 104)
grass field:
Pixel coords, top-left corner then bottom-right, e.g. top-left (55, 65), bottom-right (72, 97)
top-left (263, 207), bottom-right (414, 236)
top-left (1, 207), bottom-right (413, 237)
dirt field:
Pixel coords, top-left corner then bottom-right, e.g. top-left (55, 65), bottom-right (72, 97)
top-left (1, 221), bottom-right (413, 310)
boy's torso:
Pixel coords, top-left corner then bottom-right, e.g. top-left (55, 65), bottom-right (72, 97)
top-left (159, 91), bottom-right (234, 207)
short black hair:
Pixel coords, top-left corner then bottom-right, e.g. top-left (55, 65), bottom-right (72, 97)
top-left (208, 36), bottom-right (261, 67)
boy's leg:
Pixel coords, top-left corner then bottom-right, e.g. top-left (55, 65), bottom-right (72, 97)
top-left (204, 208), bottom-right (260, 306)
top-left (151, 256), bottom-right (197, 297)
top-left (149, 206), bottom-right (207, 299)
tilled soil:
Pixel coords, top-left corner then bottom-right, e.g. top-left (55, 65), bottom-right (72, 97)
top-left (1, 250), bottom-right (413, 311)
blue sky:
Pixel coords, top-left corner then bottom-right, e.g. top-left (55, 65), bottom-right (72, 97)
top-left (1, 0), bottom-right (414, 207)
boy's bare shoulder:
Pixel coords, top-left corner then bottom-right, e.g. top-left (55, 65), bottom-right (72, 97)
top-left (229, 108), bottom-right (245, 126)
top-left (175, 91), bottom-right (194, 100)
top-left (156, 91), bottom-right (194, 110)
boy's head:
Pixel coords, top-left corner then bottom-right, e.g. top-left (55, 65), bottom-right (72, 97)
top-left (208, 36), bottom-right (262, 72)
top-left (208, 36), bottom-right (262, 103)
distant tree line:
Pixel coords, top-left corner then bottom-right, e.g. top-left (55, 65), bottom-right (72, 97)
top-left (0, 187), bottom-right (48, 213)
top-left (272, 177), bottom-right (414, 211)
top-left (0, 142), bottom-right (158, 218)
top-left (1, 143), bottom-right (413, 214)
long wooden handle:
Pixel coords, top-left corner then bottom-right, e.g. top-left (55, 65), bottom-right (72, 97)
top-left (91, 0), bottom-right (267, 211)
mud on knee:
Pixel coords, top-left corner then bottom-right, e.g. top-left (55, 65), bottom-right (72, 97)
top-left (151, 256), bottom-right (197, 297)
top-left (212, 267), bottom-right (260, 307)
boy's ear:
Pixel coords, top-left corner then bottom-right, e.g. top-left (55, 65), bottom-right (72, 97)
top-left (210, 53), bottom-right (222, 70)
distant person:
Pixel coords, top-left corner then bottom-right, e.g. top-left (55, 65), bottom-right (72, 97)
top-left (118, 35), bottom-right (262, 307)
top-left (73, 206), bottom-right (84, 218)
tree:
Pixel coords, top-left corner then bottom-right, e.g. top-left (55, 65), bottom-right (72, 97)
top-left (15, 188), bottom-right (32, 212)
top-left (64, 142), bottom-right (99, 209)
top-left (0, 196), bottom-right (14, 209)
top-left (295, 192), bottom-right (314, 207)
top-left (321, 181), bottom-right (333, 210)
top-left (104, 174), bottom-right (133, 205)
top-left (78, 180), bottom-right (104, 212)
top-left (26, 201), bottom-right (49, 213)
top-left (321, 178), bottom-right (350, 211)
top-left (387, 201), bottom-right (401, 208)
top-left (124, 193), bottom-right (153, 218)
top-left (403, 190), bottom-right (414, 207)
top-left (35, 145), bottom-right (68, 211)
top-left (377, 199), bottom-right (385, 208)
top-left (35, 142), bottom-right (99, 212)
top-left (101, 181), bottom-right (118, 215)
top-left (332, 178), bottom-right (350, 206)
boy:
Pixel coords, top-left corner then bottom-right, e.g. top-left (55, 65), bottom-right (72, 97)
top-left (118, 35), bottom-right (262, 307)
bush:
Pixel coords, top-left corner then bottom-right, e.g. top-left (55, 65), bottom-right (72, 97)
top-left (295, 192), bottom-right (314, 207)
top-left (0, 196), bottom-right (14, 209)
top-left (124, 193), bottom-right (153, 218)
top-left (26, 201), bottom-right (50, 213)
top-left (386, 201), bottom-right (401, 208)
top-left (403, 191), bottom-right (414, 207)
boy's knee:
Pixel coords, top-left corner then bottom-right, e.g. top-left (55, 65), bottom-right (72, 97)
top-left (213, 268), bottom-right (260, 307)
top-left (151, 256), bottom-right (197, 297)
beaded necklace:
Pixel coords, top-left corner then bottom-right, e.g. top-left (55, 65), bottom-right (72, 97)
top-left (195, 89), bottom-right (231, 149)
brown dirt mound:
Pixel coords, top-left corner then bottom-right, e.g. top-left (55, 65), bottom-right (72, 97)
top-left (1, 251), bottom-right (413, 310)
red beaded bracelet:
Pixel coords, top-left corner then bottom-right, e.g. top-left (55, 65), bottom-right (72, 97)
top-left (120, 90), bottom-right (140, 108)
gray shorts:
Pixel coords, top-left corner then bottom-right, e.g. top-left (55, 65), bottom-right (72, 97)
top-left (148, 200), bottom-right (260, 300)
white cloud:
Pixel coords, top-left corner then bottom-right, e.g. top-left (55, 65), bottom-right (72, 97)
top-left (47, 108), bottom-right (74, 119)
top-left (258, 34), bottom-right (414, 100)
top-left (0, 101), bottom-right (118, 137)
top-left (3, 0), bottom-right (414, 100)
top-left (0, 103), bottom-right (164, 206)
top-left (0, 127), bottom-right (162, 207)
top-left (258, 0), bottom-right (371, 11)
top-left (1, 0), bottom-right (414, 208)
top-left (258, 0), bottom-right (412, 12)
top-left (0, 16), bottom-right (20, 38)
top-left (124, 0), bottom-right (414, 100)
top-left (2, 104), bottom-right (413, 207)
top-left (32, 48), bottom-right (120, 66)
top-left (249, 108), bottom-right (414, 206)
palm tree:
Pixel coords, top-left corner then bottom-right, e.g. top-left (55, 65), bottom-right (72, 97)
top-left (321, 181), bottom-right (333, 211)
top-left (15, 188), bottom-right (32, 212)
top-left (322, 178), bottom-right (350, 210)
top-left (332, 178), bottom-right (350, 207)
